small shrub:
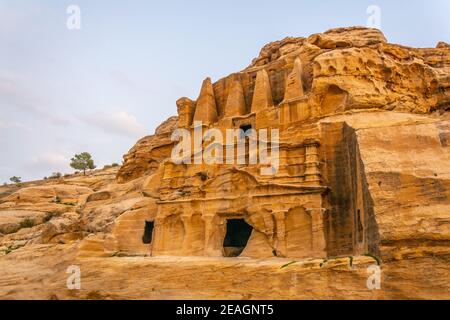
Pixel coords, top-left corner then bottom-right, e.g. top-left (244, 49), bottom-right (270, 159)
top-left (280, 261), bottom-right (298, 269)
top-left (44, 213), bottom-right (52, 222)
top-left (363, 253), bottom-right (381, 265)
top-left (103, 164), bottom-right (112, 170)
top-left (50, 172), bottom-right (62, 179)
top-left (44, 212), bottom-right (59, 222)
top-left (111, 163), bottom-right (119, 167)
top-left (20, 218), bottom-right (34, 229)
top-left (320, 258), bottom-right (328, 268)
top-left (3, 245), bottom-right (22, 255)
top-left (178, 189), bottom-right (191, 196)
top-left (6, 225), bottom-right (20, 234)
top-left (197, 172), bottom-right (208, 181)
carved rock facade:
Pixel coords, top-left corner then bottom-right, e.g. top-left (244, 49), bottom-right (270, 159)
top-left (1, 27), bottom-right (450, 299)
top-left (115, 26), bottom-right (450, 260)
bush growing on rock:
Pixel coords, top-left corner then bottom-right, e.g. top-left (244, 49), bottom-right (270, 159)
top-left (19, 218), bottom-right (34, 229)
top-left (50, 172), bottom-right (62, 179)
top-left (103, 163), bottom-right (120, 170)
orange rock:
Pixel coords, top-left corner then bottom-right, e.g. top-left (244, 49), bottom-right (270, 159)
top-left (224, 79), bottom-right (246, 117)
top-left (1, 27), bottom-right (450, 300)
top-left (193, 77), bottom-right (219, 125)
top-left (251, 69), bottom-right (273, 113)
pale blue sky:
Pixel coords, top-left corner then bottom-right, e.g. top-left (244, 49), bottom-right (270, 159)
top-left (1, 0), bottom-right (449, 182)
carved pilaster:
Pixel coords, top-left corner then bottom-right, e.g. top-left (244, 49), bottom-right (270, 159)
top-left (306, 208), bottom-right (327, 258)
top-left (303, 139), bottom-right (321, 184)
top-left (273, 210), bottom-right (288, 257)
top-left (180, 214), bottom-right (192, 253)
top-left (151, 217), bottom-right (165, 256)
top-left (201, 214), bottom-right (218, 256)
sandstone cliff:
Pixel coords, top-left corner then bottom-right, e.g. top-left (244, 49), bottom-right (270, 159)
top-left (1, 27), bottom-right (449, 300)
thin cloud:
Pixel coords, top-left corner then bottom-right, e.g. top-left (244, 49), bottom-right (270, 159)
top-left (0, 2), bottom-right (42, 35)
top-left (110, 70), bottom-right (138, 89)
top-left (80, 111), bottom-right (148, 139)
top-left (0, 119), bottom-right (31, 131)
top-left (0, 71), bottom-right (72, 126)
top-left (25, 152), bottom-right (71, 176)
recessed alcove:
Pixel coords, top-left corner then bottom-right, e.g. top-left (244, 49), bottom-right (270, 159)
top-left (142, 220), bottom-right (154, 244)
top-left (223, 219), bottom-right (253, 257)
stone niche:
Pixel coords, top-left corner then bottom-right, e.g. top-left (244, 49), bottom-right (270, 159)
top-left (111, 201), bottom-right (158, 255)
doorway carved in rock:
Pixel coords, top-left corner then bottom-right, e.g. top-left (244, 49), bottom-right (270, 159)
top-left (223, 218), bottom-right (253, 257)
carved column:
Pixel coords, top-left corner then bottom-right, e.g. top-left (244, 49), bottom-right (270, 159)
top-left (273, 210), bottom-right (288, 257)
top-left (201, 214), bottom-right (219, 256)
top-left (303, 139), bottom-right (321, 184)
top-left (151, 217), bottom-right (165, 256)
top-left (180, 214), bottom-right (193, 255)
top-left (262, 211), bottom-right (275, 244)
top-left (306, 208), bottom-right (327, 257)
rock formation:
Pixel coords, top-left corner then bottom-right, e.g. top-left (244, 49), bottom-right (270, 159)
top-left (283, 57), bottom-right (305, 101)
top-left (193, 77), bottom-right (219, 125)
top-left (1, 26), bottom-right (450, 299)
top-left (224, 79), bottom-right (246, 117)
top-left (251, 69), bottom-right (274, 113)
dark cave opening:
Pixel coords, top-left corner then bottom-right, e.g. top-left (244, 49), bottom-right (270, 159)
top-left (223, 219), bottom-right (253, 257)
top-left (239, 124), bottom-right (253, 164)
top-left (142, 220), bottom-right (154, 244)
top-left (239, 124), bottom-right (253, 137)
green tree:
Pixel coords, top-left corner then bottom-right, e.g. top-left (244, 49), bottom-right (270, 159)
top-left (70, 152), bottom-right (96, 175)
top-left (9, 176), bottom-right (21, 184)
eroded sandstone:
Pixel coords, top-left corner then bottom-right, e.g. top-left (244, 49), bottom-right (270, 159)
top-left (1, 27), bottom-right (450, 299)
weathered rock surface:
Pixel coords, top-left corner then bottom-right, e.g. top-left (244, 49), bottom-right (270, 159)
top-left (1, 27), bottom-right (450, 299)
top-left (116, 117), bottom-right (176, 183)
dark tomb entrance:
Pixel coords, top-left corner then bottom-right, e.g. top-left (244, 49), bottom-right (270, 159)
top-left (142, 220), bottom-right (154, 244)
top-left (239, 124), bottom-right (253, 164)
top-left (239, 124), bottom-right (253, 136)
top-left (223, 219), bottom-right (253, 257)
